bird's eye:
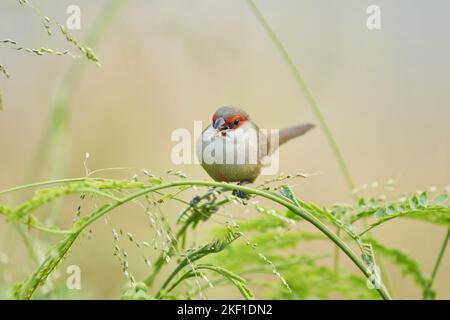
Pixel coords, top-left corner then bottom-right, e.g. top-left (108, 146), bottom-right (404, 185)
top-left (233, 119), bottom-right (240, 126)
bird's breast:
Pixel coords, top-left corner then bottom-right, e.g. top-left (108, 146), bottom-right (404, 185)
top-left (196, 124), bottom-right (262, 182)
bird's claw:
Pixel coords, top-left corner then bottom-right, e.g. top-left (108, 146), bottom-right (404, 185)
top-left (232, 189), bottom-right (249, 199)
top-left (190, 195), bottom-right (201, 206)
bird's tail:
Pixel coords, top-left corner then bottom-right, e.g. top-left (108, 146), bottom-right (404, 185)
top-left (279, 123), bottom-right (315, 146)
top-left (267, 123), bottom-right (315, 155)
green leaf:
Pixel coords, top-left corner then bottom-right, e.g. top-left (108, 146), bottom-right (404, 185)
top-left (0, 204), bottom-right (13, 217)
top-left (121, 282), bottom-right (152, 300)
top-left (409, 195), bottom-right (420, 209)
top-left (14, 231), bottom-right (80, 299)
top-left (357, 197), bottom-right (366, 207)
top-left (352, 193), bottom-right (450, 228)
top-left (196, 264), bottom-right (254, 299)
top-left (374, 208), bottom-right (386, 219)
top-left (361, 242), bottom-right (376, 267)
top-left (369, 239), bottom-right (429, 290)
top-left (433, 194), bottom-right (448, 205)
top-left (285, 209), bottom-right (302, 221)
top-left (386, 205), bottom-right (397, 215)
top-left (148, 177), bottom-right (162, 184)
top-left (279, 185), bottom-right (301, 208)
top-left (419, 192), bottom-right (428, 207)
top-left (264, 256), bottom-right (379, 300)
top-left (229, 217), bottom-right (289, 232)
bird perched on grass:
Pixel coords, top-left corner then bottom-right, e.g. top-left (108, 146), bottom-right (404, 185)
top-left (197, 106), bottom-right (314, 197)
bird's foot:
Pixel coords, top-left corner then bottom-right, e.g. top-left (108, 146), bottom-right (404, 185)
top-left (232, 189), bottom-right (249, 199)
top-left (190, 195), bottom-right (201, 206)
top-left (232, 181), bottom-right (251, 199)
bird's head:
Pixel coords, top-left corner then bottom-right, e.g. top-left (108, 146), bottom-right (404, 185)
top-left (212, 106), bottom-right (249, 135)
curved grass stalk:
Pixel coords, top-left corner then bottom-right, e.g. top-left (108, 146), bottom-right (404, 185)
top-left (163, 264), bottom-right (254, 300)
top-left (2, 210), bottom-right (74, 235)
top-left (0, 178), bottom-right (104, 196)
top-left (424, 229), bottom-right (450, 299)
top-left (12, 223), bottom-right (39, 264)
top-left (28, 0), bottom-right (128, 225)
top-left (245, 0), bottom-right (354, 192)
top-left (155, 232), bottom-right (241, 299)
top-left (245, 0), bottom-right (356, 275)
top-left (11, 180), bottom-right (391, 300)
top-left (145, 194), bottom-right (232, 288)
top-left (188, 256), bottom-right (329, 298)
top-left (25, 221), bottom-right (74, 235)
top-left (6, 178), bottom-right (445, 299)
top-left (1, 0), bottom-right (127, 273)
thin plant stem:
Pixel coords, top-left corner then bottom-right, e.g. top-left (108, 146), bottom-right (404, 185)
top-left (334, 228), bottom-right (341, 272)
top-left (13, 223), bottom-right (39, 264)
top-left (246, 0), bottom-right (356, 276)
top-left (10, 179), bottom-right (390, 300)
top-left (6, 178), bottom-right (390, 299)
top-left (245, 0), bottom-right (355, 191)
top-left (0, 177), bottom-right (106, 196)
top-left (4, 0), bottom-right (128, 268)
top-left (424, 228), bottom-right (450, 298)
top-left (28, 0), bottom-right (128, 224)
top-left (377, 253), bottom-right (395, 298)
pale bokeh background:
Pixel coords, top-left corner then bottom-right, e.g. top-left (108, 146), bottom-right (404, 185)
top-left (0, 0), bottom-right (449, 299)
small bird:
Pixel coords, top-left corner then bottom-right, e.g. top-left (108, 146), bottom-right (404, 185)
top-left (197, 106), bottom-right (314, 195)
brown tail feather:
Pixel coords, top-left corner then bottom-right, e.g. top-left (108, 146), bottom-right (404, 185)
top-left (279, 123), bottom-right (315, 146)
top-left (267, 123), bottom-right (315, 155)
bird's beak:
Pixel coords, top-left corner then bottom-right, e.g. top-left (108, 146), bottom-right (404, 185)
top-left (213, 117), bottom-right (226, 131)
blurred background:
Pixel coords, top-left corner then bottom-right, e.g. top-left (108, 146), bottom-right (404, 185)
top-left (0, 0), bottom-right (449, 299)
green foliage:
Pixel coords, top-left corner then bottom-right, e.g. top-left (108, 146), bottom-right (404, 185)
top-left (368, 239), bottom-right (429, 292)
top-left (15, 0), bottom-right (99, 63)
top-left (167, 264), bottom-right (254, 300)
top-left (270, 259), bottom-right (379, 300)
top-left (121, 282), bottom-right (153, 300)
top-left (1, 0), bottom-right (447, 301)
top-left (0, 176), bottom-right (449, 300)
top-left (350, 192), bottom-right (450, 228)
top-left (13, 231), bottom-right (79, 299)
top-left (205, 218), bottom-right (377, 299)
top-left (287, 190), bottom-right (450, 238)
top-left (156, 225), bottom-right (245, 298)
top-left (1, 0), bottom-right (101, 111)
